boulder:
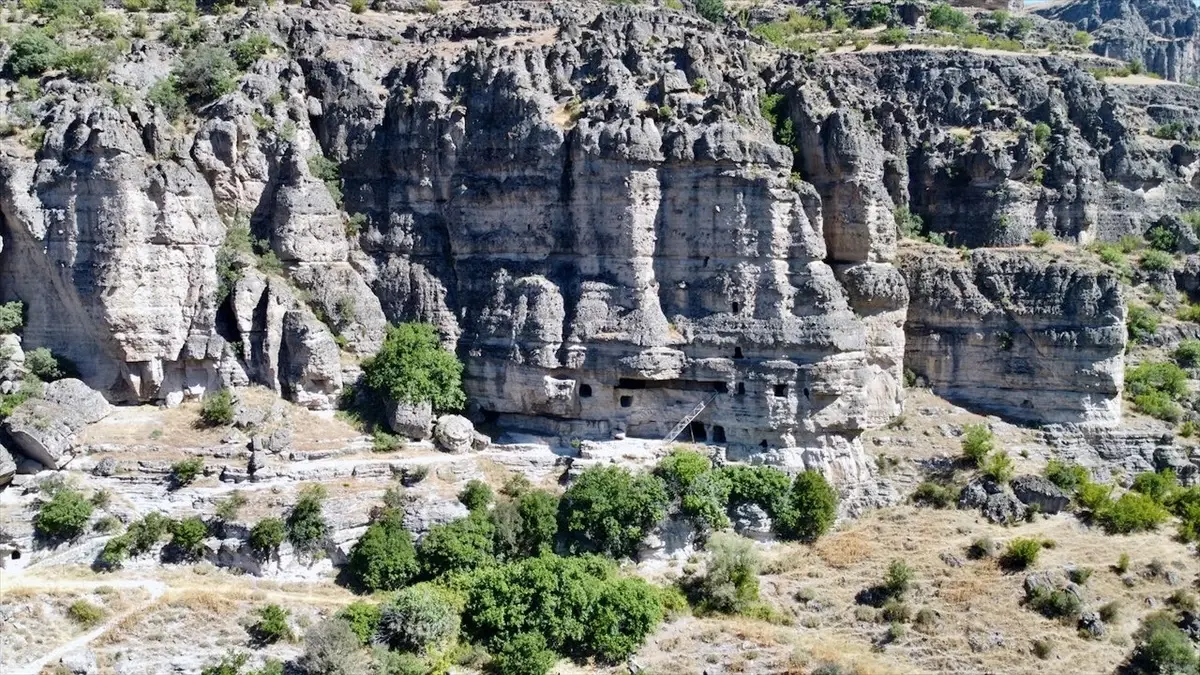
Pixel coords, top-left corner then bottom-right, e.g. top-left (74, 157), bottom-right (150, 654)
top-left (0, 334), bottom-right (24, 382)
top-left (5, 379), bottom-right (111, 468)
top-left (403, 494), bottom-right (469, 537)
top-left (958, 475), bottom-right (1003, 510)
top-left (433, 415), bottom-right (476, 453)
top-left (1010, 475), bottom-right (1070, 514)
top-left (731, 502), bottom-right (773, 541)
top-left (1078, 611), bottom-right (1106, 639)
top-left (386, 399), bottom-right (433, 440)
top-left (0, 443), bottom-right (15, 487)
top-left (982, 492), bottom-right (1027, 525)
top-left (92, 457), bottom-right (118, 477)
top-left (250, 427), bottom-right (293, 454)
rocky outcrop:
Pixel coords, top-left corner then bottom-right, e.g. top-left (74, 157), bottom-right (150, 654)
top-left (4, 379), bottom-right (112, 468)
top-left (1011, 475), bottom-right (1071, 514)
top-left (1036, 0), bottom-right (1200, 82)
top-left (902, 246), bottom-right (1126, 424)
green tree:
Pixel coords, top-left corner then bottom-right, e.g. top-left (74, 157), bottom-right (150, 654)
top-left (0, 301), bottom-right (23, 333)
top-left (26, 347), bottom-right (64, 380)
top-left (491, 632), bottom-right (556, 675)
top-left (376, 583), bottom-right (460, 653)
top-left (35, 487), bottom-right (94, 540)
top-left (458, 479), bottom-right (493, 512)
top-left (173, 45), bottom-right (239, 103)
top-left (169, 516), bottom-right (209, 559)
top-left (961, 423), bottom-right (994, 466)
top-left (148, 78), bottom-right (188, 121)
top-left (337, 601), bottom-right (381, 645)
top-left (361, 323), bottom-right (465, 411)
top-left (777, 470), bottom-right (838, 542)
top-left (286, 485), bottom-right (329, 555)
top-left (695, 0), bottom-right (724, 23)
top-left (928, 3), bottom-right (969, 30)
top-left (199, 389), bottom-right (235, 426)
top-left (418, 513), bottom-right (495, 578)
top-left (229, 33), bottom-right (272, 70)
top-left (346, 510), bottom-right (418, 592)
top-left (8, 29), bottom-right (63, 77)
top-left (298, 618), bottom-right (368, 675)
top-left (250, 604), bottom-right (293, 644)
top-left (250, 517), bottom-right (285, 558)
top-left (654, 449), bottom-right (712, 498)
top-left (559, 465), bottom-right (667, 558)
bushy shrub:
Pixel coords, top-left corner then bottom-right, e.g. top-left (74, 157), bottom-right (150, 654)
top-left (376, 583), bottom-right (460, 653)
top-left (249, 517), bottom-right (286, 558)
top-left (1127, 305), bottom-right (1160, 343)
top-left (346, 509), bottom-right (418, 592)
top-left (338, 601), bottom-right (381, 645)
top-left (1045, 460), bottom-right (1089, 493)
top-left (491, 632), bottom-right (556, 675)
top-left (695, 0), bottom-right (724, 23)
top-left (678, 471), bottom-right (732, 530)
top-left (1175, 339), bottom-right (1200, 367)
top-left (1147, 225), bottom-right (1179, 252)
top-left (215, 491), bottom-right (248, 522)
top-left (1001, 538), bottom-right (1041, 570)
top-left (35, 486), bottom-right (94, 540)
top-left (690, 532), bottom-right (760, 614)
top-left (981, 451), bottom-right (1015, 484)
top-left (0, 301), bottom-right (24, 333)
top-left (170, 457), bottom-right (204, 486)
top-left (418, 513), bottom-right (495, 578)
top-left (8, 28), bottom-right (62, 77)
top-left (777, 470), bottom-right (838, 542)
top-left (199, 389), bottom-right (235, 426)
top-left (457, 479), bottom-right (493, 512)
top-left (148, 78), bottom-right (188, 121)
top-left (26, 347), bottom-right (64, 380)
top-left (1099, 492), bottom-right (1169, 534)
top-left (287, 485), bottom-right (330, 554)
top-left (928, 3), bottom-right (970, 30)
top-left (878, 26), bottom-right (909, 45)
top-left (559, 465), bottom-right (667, 558)
top-left (718, 464), bottom-right (792, 524)
top-left (884, 559), bottom-right (914, 598)
top-left (655, 449), bottom-right (712, 497)
top-left (361, 323), bottom-right (465, 412)
top-left (230, 33), bottom-right (272, 70)
top-left (57, 46), bottom-right (112, 82)
top-left (1129, 614), bottom-right (1200, 674)
top-left (68, 599), bottom-right (105, 626)
top-left (1077, 480), bottom-right (1114, 512)
top-left (491, 489), bottom-right (560, 561)
top-left (169, 516), bottom-right (208, 559)
top-left (1140, 249), bottom-right (1174, 272)
top-left (1028, 587), bottom-right (1082, 621)
top-left (250, 604), bottom-right (293, 644)
top-left (1133, 390), bottom-right (1182, 422)
top-left (1127, 362), bottom-right (1188, 399)
top-left (1132, 469), bottom-right (1178, 503)
top-left (463, 554), bottom-right (662, 664)
top-left (911, 481), bottom-right (958, 508)
top-left (298, 618), bottom-right (368, 675)
top-left (960, 424), bottom-right (994, 466)
top-left (1030, 230), bottom-right (1053, 247)
top-left (173, 45), bottom-right (240, 103)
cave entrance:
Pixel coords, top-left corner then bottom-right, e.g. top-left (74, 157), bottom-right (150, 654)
top-left (712, 425), bottom-right (726, 443)
top-left (687, 421), bottom-right (707, 443)
top-left (579, 384), bottom-right (592, 398)
top-left (620, 395), bottom-right (633, 408)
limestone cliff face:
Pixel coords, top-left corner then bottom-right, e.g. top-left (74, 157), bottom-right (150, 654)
top-left (901, 246), bottom-right (1127, 424)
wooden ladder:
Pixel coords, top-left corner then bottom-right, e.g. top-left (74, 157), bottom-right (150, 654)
top-left (661, 392), bottom-right (719, 445)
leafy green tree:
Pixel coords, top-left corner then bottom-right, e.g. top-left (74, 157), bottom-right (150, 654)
top-left (8, 29), bottom-right (62, 77)
top-left (418, 513), bottom-right (495, 578)
top-left (337, 601), bottom-right (381, 645)
top-left (559, 465), bottom-right (667, 558)
top-left (169, 516), bottom-right (209, 559)
top-left (173, 45), bottom-right (240, 103)
top-left (0, 301), bottom-right (24, 333)
top-left (514, 489), bottom-right (559, 556)
top-left (928, 3), bottom-right (969, 30)
top-left (490, 632), bottom-right (556, 675)
top-left (376, 583), bottom-right (460, 653)
top-left (1132, 469), bottom-right (1178, 504)
top-left (250, 604), bottom-right (293, 644)
top-left (26, 347), bottom-right (64, 380)
top-left (287, 485), bottom-right (330, 555)
top-left (148, 78), bottom-right (188, 121)
top-left (777, 470), bottom-right (838, 542)
top-left (361, 323), bottom-right (465, 411)
top-left (346, 510), bottom-right (418, 592)
top-left (654, 449), bottom-right (712, 498)
top-left (717, 464), bottom-right (792, 521)
top-left (298, 618), bottom-right (368, 675)
top-left (695, 0), bottom-right (724, 23)
top-left (35, 486), bottom-right (94, 540)
top-left (229, 33), bottom-right (272, 70)
top-left (960, 424), bottom-right (994, 466)
top-left (458, 479), bottom-right (493, 512)
top-left (250, 517), bottom-right (286, 558)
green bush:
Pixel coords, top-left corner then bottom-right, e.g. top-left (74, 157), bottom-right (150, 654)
top-left (911, 481), bottom-right (958, 508)
top-left (57, 46), bottom-right (112, 82)
top-left (1030, 230), bottom-right (1053, 247)
top-left (981, 451), bottom-right (1015, 484)
top-left (928, 3), bottom-right (970, 30)
top-left (199, 389), bottom-right (236, 426)
top-left (26, 347), bottom-right (64, 380)
top-left (884, 559), bottom-right (914, 598)
top-left (8, 28), bottom-right (62, 77)
top-left (0, 301), bottom-right (23, 333)
top-left (361, 323), bottom-right (465, 412)
top-left (170, 456), bottom-right (204, 486)
top-left (695, 0), bottom-right (724, 22)
top-left (173, 45), bottom-right (240, 103)
top-left (250, 604), bottom-right (293, 644)
top-left (1127, 362), bottom-right (1188, 399)
top-left (1129, 615), bottom-right (1200, 674)
top-left (462, 554), bottom-right (662, 664)
top-left (68, 599), bottom-right (105, 626)
top-left (1028, 586), bottom-right (1082, 621)
top-left (1140, 249), bottom-right (1174, 272)
top-left (286, 484), bottom-right (330, 555)
top-left (298, 618), bottom-right (367, 675)
top-left (35, 486), bottom-right (94, 540)
top-left (249, 517), bottom-right (285, 558)
top-left (370, 648), bottom-right (426, 675)
top-left (559, 465), bottom-right (667, 558)
top-left (337, 601), bottom-right (381, 645)
top-left (418, 513), bottom-right (495, 578)
top-left (1000, 538), bottom-right (1041, 570)
top-left (1175, 339), bottom-right (1200, 367)
top-left (169, 516), bottom-right (208, 559)
top-left (215, 491), bottom-right (248, 522)
top-left (491, 489), bottom-right (560, 560)
top-left (457, 479), bottom-right (493, 512)
top-left (678, 471), bottom-right (732, 530)
top-left (1133, 390), bottom-right (1182, 422)
top-left (1147, 225), bottom-right (1179, 252)
top-left (376, 583), bottom-right (460, 653)
top-left (718, 464), bottom-right (792, 524)
top-left (1077, 480), bottom-right (1114, 512)
top-left (1033, 122), bottom-right (1052, 146)
top-left (1045, 460), bottom-right (1089, 493)
top-left (127, 512), bottom-right (171, 556)
top-left (148, 78), bottom-right (188, 121)
top-left (491, 632), bottom-right (557, 675)
top-left (346, 509), bottom-right (418, 592)
top-left (863, 3), bottom-right (890, 27)
top-left (878, 26), bottom-right (909, 45)
top-left (690, 532), bottom-right (760, 614)
top-left (1099, 492), bottom-right (1169, 534)
top-left (776, 470), bottom-right (838, 542)
top-left (655, 449), bottom-right (712, 498)
top-left (960, 424), bottom-right (994, 466)
top-left (1132, 469), bottom-right (1178, 503)
top-left (230, 33), bottom-right (272, 70)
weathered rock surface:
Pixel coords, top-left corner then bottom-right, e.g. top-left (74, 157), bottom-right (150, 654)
top-left (1011, 475), bottom-right (1071, 514)
top-left (4, 379), bottom-right (112, 468)
top-left (386, 400), bottom-right (433, 440)
top-left (902, 247), bottom-right (1126, 424)
top-left (433, 415), bottom-right (477, 454)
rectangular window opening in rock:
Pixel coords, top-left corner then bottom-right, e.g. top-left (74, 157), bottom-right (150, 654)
top-left (773, 384), bottom-right (787, 397)
top-left (620, 395), bottom-right (633, 408)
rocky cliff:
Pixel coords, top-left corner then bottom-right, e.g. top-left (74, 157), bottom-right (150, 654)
top-left (0, 0), bottom-right (1167, 487)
